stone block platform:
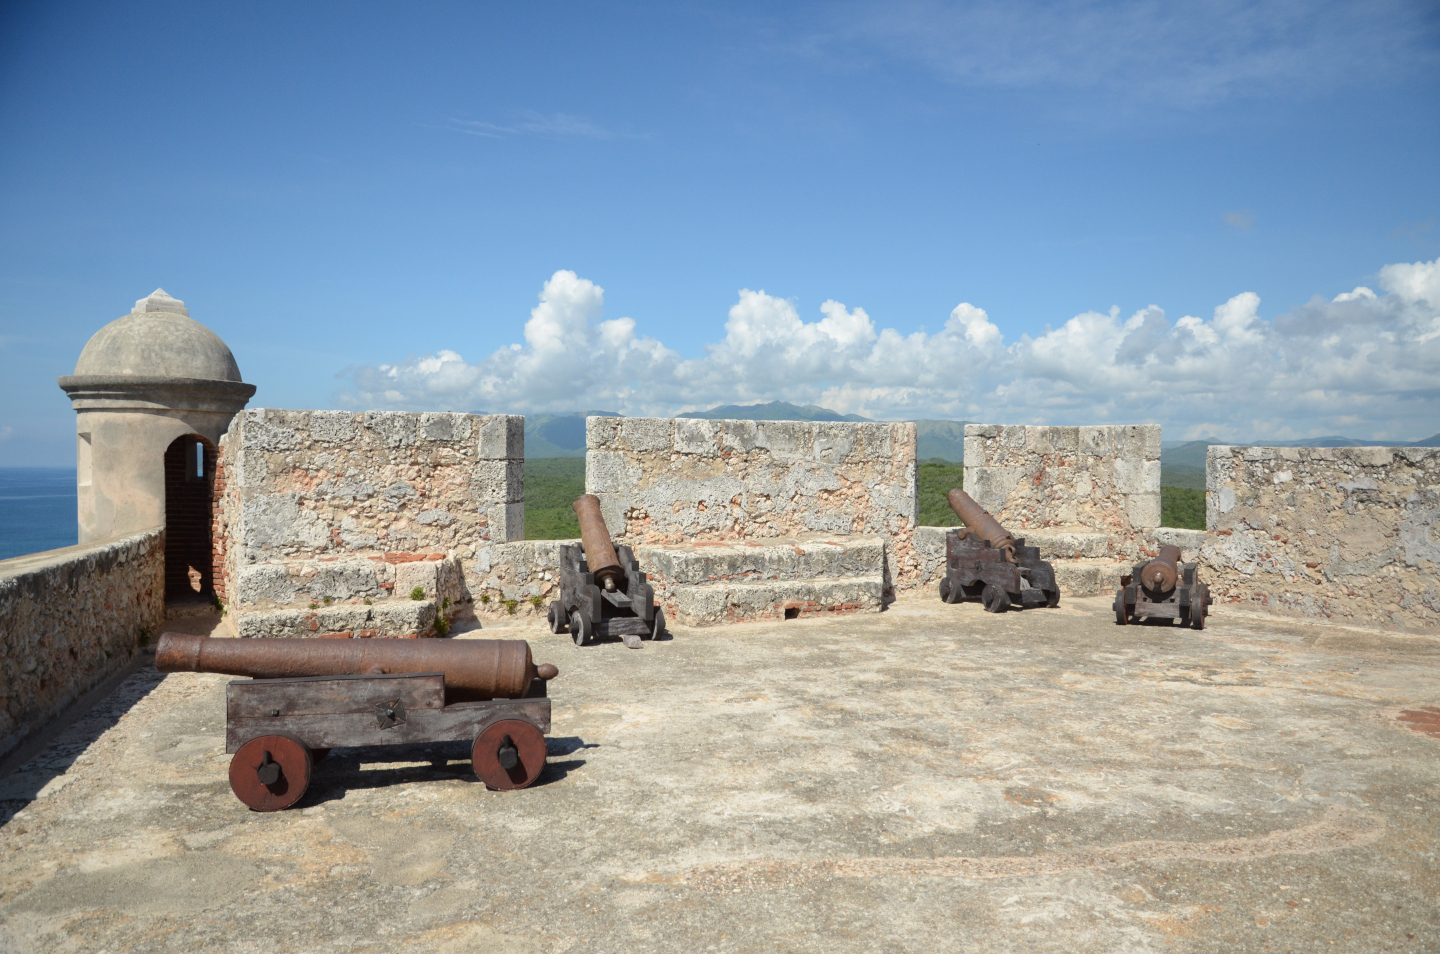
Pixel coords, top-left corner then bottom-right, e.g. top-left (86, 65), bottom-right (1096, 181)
top-left (636, 535), bottom-right (885, 625)
top-left (228, 553), bottom-right (468, 638)
top-left (3, 598), bottom-right (1438, 951)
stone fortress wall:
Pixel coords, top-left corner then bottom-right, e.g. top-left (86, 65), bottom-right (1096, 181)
top-left (210, 411), bottom-right (1439, 632)
top-left (0, 530), bottom-right (164, 760)
top-left (584, 416), bottom-right (917, 624)
top-left (583, 416), bottom-right (918, 544)
top-left (217, 409), bottom-right (526, 637)
top-left (1195, 444), bottom-right (1440, 630)
top-left (1, 412), bottom-right (1433, 762)
top-left (961, 424), bottom-right (1162, 541)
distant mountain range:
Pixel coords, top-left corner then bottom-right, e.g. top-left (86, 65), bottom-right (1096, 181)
top-left (523, 411), bottom-right (619, 458)
top-left (521, 404), bottom-right (1439, 481)
top-left (677, 401), bottom-right (870, 423)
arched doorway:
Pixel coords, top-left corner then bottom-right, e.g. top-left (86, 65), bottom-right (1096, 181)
top-left (164, 434), bottom-right (217, 601)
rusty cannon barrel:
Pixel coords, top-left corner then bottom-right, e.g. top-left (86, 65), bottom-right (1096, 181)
top-left (1138, 544), bottom-right (1183, 594)
top-left (946, 488), bottom-right (1017, 559)
top-left (156, 634), bottom-right (559, 702)
top-left (572, 493), bottom-right (624, 591)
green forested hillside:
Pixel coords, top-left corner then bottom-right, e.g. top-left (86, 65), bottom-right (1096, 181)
top-left (523, 457), bottom-right (585, 539)
top-left (918, 459), bottom-right (966, 526)
top-left (1161, 487), bottom-right (1205, 530)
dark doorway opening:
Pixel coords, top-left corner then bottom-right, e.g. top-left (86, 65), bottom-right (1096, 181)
top-left (164, 435), bottom-right (216, 601)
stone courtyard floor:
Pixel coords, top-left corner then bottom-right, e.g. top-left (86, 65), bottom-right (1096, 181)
top-left (1, 595), bottom-right (1438, 953)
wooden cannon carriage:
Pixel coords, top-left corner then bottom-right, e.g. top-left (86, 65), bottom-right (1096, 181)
top-left (1114, 545), bottom-right (1212, 628)
top-left (938, 489), bottom-right (1060, 612)
top-left (546, 494), bottom-right (665, 648)
top-left (157, 633), bottom-right (559, 811)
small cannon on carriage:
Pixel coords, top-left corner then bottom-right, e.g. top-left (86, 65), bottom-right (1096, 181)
top-left (1113, 545), bottom-right (1211, 628)
top-left (546, 494), bottom-right (665, 648)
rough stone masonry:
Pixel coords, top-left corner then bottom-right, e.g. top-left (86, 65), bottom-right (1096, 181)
top-left (1201, 444), bottom-right (1440, 630)
top-left (584, 416), bottom-right (917, 544)
top-left (0, 530), bottom-right (163, 760)
top-left (216, 409), bottom-right (524, 637)
top-left (962, 423), bottom-right (1162, 546)
top-left (584, 416), bottom-right (918, 613)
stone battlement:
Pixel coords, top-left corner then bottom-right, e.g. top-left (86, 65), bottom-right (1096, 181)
top-left (216, 408), bottom-right (525, 637)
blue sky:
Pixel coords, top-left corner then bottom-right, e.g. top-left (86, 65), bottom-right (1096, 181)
top-left (2, 0), bottom-right (1438, 465)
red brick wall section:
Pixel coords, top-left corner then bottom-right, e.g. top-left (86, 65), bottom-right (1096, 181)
top-left (163, 436), bottom-right (217, 600)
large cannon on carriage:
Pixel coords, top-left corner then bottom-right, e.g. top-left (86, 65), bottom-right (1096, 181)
top-left (156, 633), bottom-right (559, 811)
top-left (937, 489), bottom-right (1060, 613)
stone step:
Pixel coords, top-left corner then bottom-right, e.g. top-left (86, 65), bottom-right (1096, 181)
top-left (230, 599), bottom-right (439, 639)
top-left (1051, 560), bottom-right (1131, 598)
top-left (1012, 531), bottom-right (1116, 560)
top-left (636, 535), bottom-right (884, 586)
top-left (659, 575), bottom-right (884, 627)
top-left (234, 555), bottom-right (465, 610)
top-left (915, 526), bottom-right (1129, 562)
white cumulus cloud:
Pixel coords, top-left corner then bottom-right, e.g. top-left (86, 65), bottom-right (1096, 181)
top-left (341, 259), bottom-right (1440, 442)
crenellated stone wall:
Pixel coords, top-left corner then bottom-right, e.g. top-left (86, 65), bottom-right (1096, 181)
top-left (584, 416), bottom-right (917, 595)
top-left (962, 424), bottom-right (1162, 541)
top-left (1202, 445), bottom-right (1440, 630)
top-left (216, 409), bottom-right (526, 636)
top-left (0, 530), bottom-right (164, 760)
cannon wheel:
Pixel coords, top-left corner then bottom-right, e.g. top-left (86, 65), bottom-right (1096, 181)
top-left (650, 606), bottom-right (666, 640)
top-left (229, 734), bottom-right (312, 812)
top-left (938, 577), bottom-right (952, 603)
top-left (472, 719), bottom-right (547, 791)
top-left (569, 610), bottom-right (593, 647)
top-left (547, 601), bottom-right (567, 634)
top-left (981, 584), bottom-right (1009, 614)
top-left (1045, 588), bottom-right (1060, 608)
top-left (1189, 586), bottom-right (1209, 630)
top-left (1114, 590), bottom-right (1130, 625)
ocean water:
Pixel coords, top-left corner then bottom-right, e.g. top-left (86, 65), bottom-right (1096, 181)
top-left (0, 468), bottom-right (78, 561)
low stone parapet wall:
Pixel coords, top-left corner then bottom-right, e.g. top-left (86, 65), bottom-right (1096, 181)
top-left (466, 540), bottom-right (570, 619)
top-left (0, 529), bottom-right (164, 759)
top-left (218, 409), bottom-right (525, 637)
top-left (963, 424), bottom-right (1161, 540)
top-left (638, 536), bottom-right (886, 625)
top-left (1202, 445), bottom-right (1439, 630)
top-left (585, 416), bottom-right (917, 596)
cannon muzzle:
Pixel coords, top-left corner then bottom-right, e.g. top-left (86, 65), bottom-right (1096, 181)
top-left (946, 489), bottom-right (1017, 560)
top-left (156, 633), bottom-right (558, 702)
top-left (1139, 545), bottom-right (1183, 594)
top-left (573, 493), bottom-right (625, 591)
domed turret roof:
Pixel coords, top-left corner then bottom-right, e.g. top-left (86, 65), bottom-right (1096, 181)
top-left (73, 289), bottom-right (243, 382)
